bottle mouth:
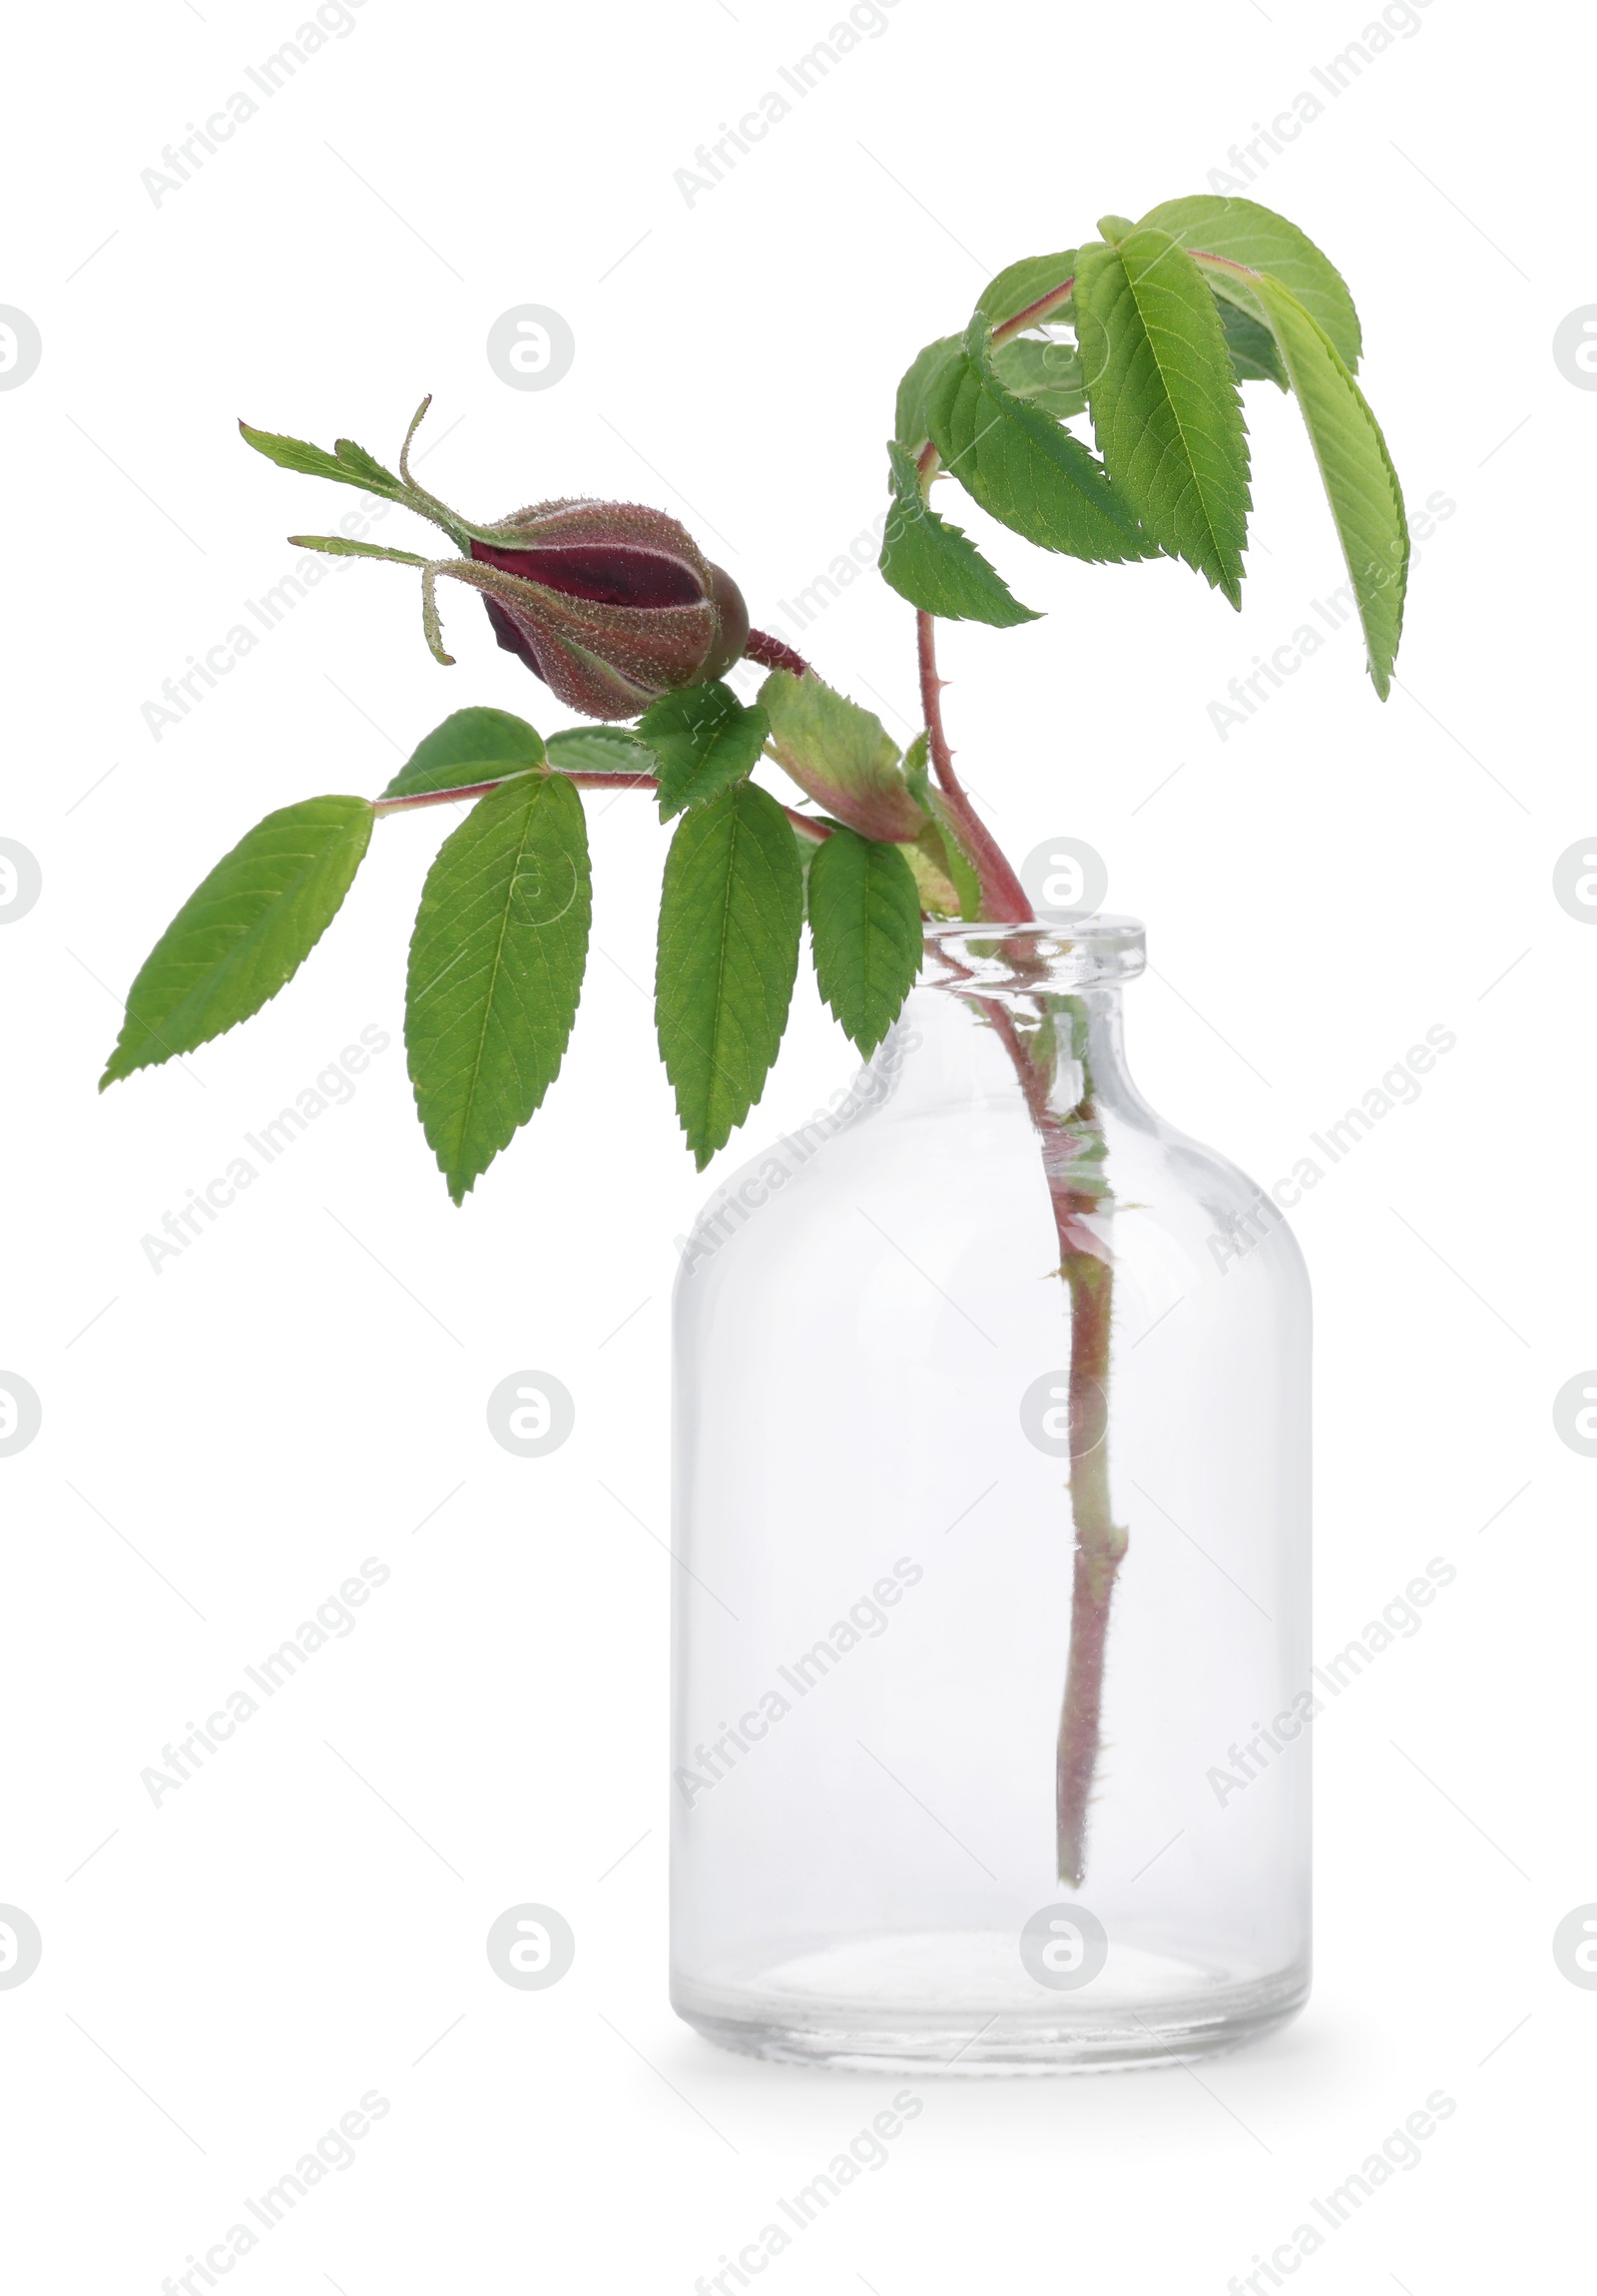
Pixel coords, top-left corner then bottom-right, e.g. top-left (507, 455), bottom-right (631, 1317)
top-left (920, 910), bottom-right (1146, 993)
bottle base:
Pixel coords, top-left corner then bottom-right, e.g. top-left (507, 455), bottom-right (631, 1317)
top-left (673, 1933), bottom-right (1309, 2075)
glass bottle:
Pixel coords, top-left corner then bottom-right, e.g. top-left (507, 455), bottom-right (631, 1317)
top-left (670, 914), bottom-right (1311, 2071)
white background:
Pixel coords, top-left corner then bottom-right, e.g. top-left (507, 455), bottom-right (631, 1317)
top-left (1, 0), bottom-right (1589, 2286)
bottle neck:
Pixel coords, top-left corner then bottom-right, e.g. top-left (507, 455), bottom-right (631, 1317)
top-left (882, 977), bottom-right (1139, 1127)
top-left (905, 916), bottom-right (1146, 1121)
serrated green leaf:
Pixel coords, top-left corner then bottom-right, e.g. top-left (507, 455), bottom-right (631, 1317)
top-left (792, 820), bottom-right (824, 909)
top-left (892, 729), bottom-right (959, 914)
top-left (1138, 195), bottom-right (1362, 371)
top-left (894, 335), bottom-right (962, 450)
top-left (896, 831), bottom-right (961, 917)
top-left (806, 827), bottom-right (924, 1056)
top-left (759, 669), bottom-right (925, 843)
top-left (100, 798), bottom-right (372, 1086)
top-left (546, 725), bottom-right (658, 775)
top-left (926, 321), bottom-right (1157, 567)
top-left (990, 334), bottom-right (1085, 418)
top-left (637, 681), bottom-right (770, 820)
top-left (239, 421), bottom-right (380, 491)
top-left (289, 534), bottom-right (428, 566)
top-left (977, 251), bottom-right (1077, 327)
top-left (405, 772), bottom-right (592, 1202)
top-left (899, 746), bottom-right (982, 921)
top-left (1073, 227), bottom-right (1251, 606)
top-left (333, 437), bottom-right (400, 490)
top-left (655, 783), bottom-right (803, 1168)
top-left (1215, 295), bottom-right (1289, 389)
top-left (879, 440), bottom-right (1042, 626)
top-left (381, 709), bottom-right (545, 801)
top-left (1242, 272), bottom-right (1408, 697)
top-left (926, 798), bottom-right (982, 920)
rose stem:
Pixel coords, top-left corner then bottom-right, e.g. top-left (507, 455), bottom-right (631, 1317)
top-left (1052, 1250), bottom-right (1124, 1886)
top-left (980, 994), bottom-right (1126, 1888)
top-left (910, 474), bottom-right (1032, 923)
top-left (372, 774), bottom-right (830, 842)
top-left (989, 276), bottom-right (1076, 346)
top-left (745, 628), bottom-right (810, 675)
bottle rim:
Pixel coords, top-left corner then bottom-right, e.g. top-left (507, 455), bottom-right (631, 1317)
top-left (920, 909), bottom-right (1146, 991)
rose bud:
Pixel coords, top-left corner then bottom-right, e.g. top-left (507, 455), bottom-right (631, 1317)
top-left (443, 499), bottom-right (749, 720)
top-left (245, 402), bottom-right (752, 719)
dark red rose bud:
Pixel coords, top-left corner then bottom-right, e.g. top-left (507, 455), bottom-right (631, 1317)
top-left (248, 402), bottom-right (757, 717)
top-left (703, 563), bottom-right (750, 681)
top-left (454, 499), bottom-right (749, 720)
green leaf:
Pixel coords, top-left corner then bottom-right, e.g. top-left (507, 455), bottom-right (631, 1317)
top-left (333, 437), bottom-right (401, 490)
top-left (655, 783), bottom-right (803, 1168)
top-left (896, 831), bottom-right (961, 917)
top-left (879, 440), bottom-right (1042, 626)
top-left (759, 668), bottom-right (925, 842)
top-left (100, 799), bottom-right (372, 1087)
top-left (791, 819), bottom-right (824, 909)
top-left (976, 251), bottom-right (1077, 327)
top-left (892, 735), bottom-right (960, 914)
top-left (925, 800), bottom-right (982, 920)
top-left (807, 828), bottom-right (924, 1056)
top-left (1073, 227), bottom-right (1251, 606)
top-left (1215, 295), bottom-right (1289, 389)
top-left (894, 335), bottom-right (962, 450)
top-left (239, 420), bottom-right (386, 492)
top-left (990, 334), bottom-right (1085, 419)
top-left (926, 320), bottom-right (1157, 567)
top-left (405, 772), bottom-right (592, 1203)
top-left (1242, 272), bottom-right (1408, 697)
top-left (637, 681), bottom-right (770, 820)
top-left (900, 744), bottom-right (982, 921)
top-left (546, 726), bottom-right (658, 775)
top-left (381, 709), bottom-right (545, 801)
top-left (1138, 196), bottom-right (1362, 371)
top-left (288, 534), bottom-right (428, 566)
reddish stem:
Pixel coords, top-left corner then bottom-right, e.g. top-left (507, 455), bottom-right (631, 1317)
top-left (914, 605), bottom-right (1033, 924)
top-left (372, 770), bottom-right (829, 843)
top-left (784, 808), bottom-right (831, 843)
top-left (990, 275), bottom-right (1076, 347)
top-left (981, 991), bottom-right (1125, 1888)
top-left (984, 248), bottom-right (1244, 355)
top-left (1186, 249), bottom-right (1260, 279)
top-left (745, 627), bottom-right (810, 675)
top-left (1052, 1259), bottom-right (1122, 1886)
top-left (370, 776), bottom-right (544, 814)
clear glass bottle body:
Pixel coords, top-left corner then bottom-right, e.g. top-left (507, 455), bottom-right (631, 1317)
top-left (670, 917), bottom-right (1311, 2072)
